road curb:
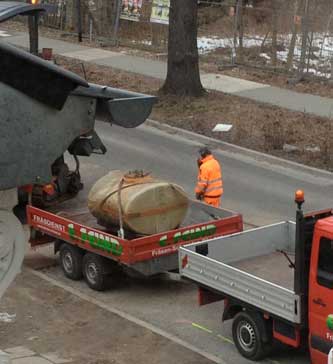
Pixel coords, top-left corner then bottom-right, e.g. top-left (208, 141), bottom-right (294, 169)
top-left (146, 118), bottom-right (333, 180)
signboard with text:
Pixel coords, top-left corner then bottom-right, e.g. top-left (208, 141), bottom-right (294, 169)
top-left (150, 0), bottom-right (170, 25)
top-left (120, 0), bottom-right (143, 22)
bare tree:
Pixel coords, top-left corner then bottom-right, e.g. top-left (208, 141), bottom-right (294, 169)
top-left (298, 0), bottom-right (310, 75)
top-left (233, 0), bottom-right (244, 63)
top-left (286, 0), bottom-right (303, 71)
top-left (271, 0), bottom-right (278, 66)
top-left (161, 0), bottom-right (205, 97)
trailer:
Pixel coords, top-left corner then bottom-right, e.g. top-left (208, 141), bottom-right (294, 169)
top-left (179, 191), bottom-right (333, 364)
top-left (27, 198), bottom-right (242, 291)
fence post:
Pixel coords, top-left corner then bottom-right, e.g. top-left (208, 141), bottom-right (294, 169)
top-left (298, 0), bottom-right (310, 76)
top-left (28, 13), bottom-right (39, 55)
top-left (112, 0), bottom-right (122, 46)
top-left (76, 0), bottom-right (82, 42)
top-left (233, 0), bottom-right (244, 63)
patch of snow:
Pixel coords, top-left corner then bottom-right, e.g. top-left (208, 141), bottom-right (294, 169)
top-left (197, 36), bottom-right (230, 54)
top-left (260, 53), bottom-right (271, 60)
top-left (305, 146), bottom-right (321, 153)
top-left (0, 30), bottom-right (10, 37)
top-left (283, 144), bottom-right (300, 153)
top-left (0, 313), bottom-right (16, 323)
top-left (197, 35), bottom-right (264, 54)
top-left (197, 32), bottom-right (333, 78)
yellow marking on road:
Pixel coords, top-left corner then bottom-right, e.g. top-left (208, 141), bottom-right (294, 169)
top-left (192, 322), bottom-right (213, 334)
top-left (217, 334), bottom-right (234, 345)
top-left (268, 360), bottom-right (280, 364)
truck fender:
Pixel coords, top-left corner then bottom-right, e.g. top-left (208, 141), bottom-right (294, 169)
top-left (54, 239), bottom-right (63, 255)
top-left (246, 310), bottom-right (272, 344)
top-left (223, 302), bottom-right (272, 344)
top-left (222, 300), bottom-right (242, 322)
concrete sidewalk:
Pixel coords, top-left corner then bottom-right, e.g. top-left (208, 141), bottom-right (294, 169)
top-left (0, 347), bottom-right (71, 364)
top-left (1, 269), bottom-right (215, 364)
top-left (4, 31), bottom-right (333, 119)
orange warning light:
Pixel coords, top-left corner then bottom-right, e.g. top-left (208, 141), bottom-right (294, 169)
top-left (295, 189), bottom-right (305, 203)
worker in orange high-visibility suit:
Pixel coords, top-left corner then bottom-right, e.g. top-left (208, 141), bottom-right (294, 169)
top-left (195, 147), bottom-right (223, 207)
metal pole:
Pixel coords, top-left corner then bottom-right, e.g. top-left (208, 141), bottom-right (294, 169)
top-left (28, 13), bottom-right (39, 55)
top-left (89, 16), bottom-right (93, 42)
top-left (112, 0), bottom-right (122, 46)
top-left (76, 0), bottom-right (82, 42)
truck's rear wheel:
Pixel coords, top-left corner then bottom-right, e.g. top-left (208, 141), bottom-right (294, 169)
top-left (59, 244), bottom-right (83, 280)
top-left (232, 311), bottom-right (272, 361)
top-left (83, 253), bottom-right (108, 291)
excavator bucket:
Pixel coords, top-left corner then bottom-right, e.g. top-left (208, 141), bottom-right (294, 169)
top-left (0, 42), bottom-right (157, 189)
top-left (0, 1), bottom-right (53, 23)
top-left (73, 83), bottom-right (157, 128)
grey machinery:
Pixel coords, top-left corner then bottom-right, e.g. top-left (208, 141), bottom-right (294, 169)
top-left (0, 41), bottom-right (156, 300)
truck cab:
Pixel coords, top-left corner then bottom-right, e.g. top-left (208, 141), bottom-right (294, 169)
top-left (179, 191), bottom-right (333, 364)
top-left (309, 216), bottom-right (333, 364)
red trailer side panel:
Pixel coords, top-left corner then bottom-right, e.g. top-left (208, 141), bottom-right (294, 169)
top-left (27, 205), bottom-right (243, 266)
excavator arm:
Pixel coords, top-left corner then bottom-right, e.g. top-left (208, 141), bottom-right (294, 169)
top-left (0, 41), bottom-right (156, 299)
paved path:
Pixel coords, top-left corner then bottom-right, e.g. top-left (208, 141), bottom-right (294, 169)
top-left (3, 31), bottom-right (333, 119)
top-left (0, 346), bottom-right (71, 364)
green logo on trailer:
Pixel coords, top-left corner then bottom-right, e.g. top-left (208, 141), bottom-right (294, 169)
top-left (159, 224), bottom-right (217, 247)
top-left (68, 223), bottom-right (123, 256)
top-left (327, 314), bottom-right (333, 331)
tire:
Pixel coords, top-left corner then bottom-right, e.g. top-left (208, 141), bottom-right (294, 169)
top-left (59, 243), bottom-right (83, 281)
top-left (12, 204), bottom-right (27, 224)
top-left (232, 311), bottom-right (272, 361)
top-left (83, 253), bottom-right (108, 291)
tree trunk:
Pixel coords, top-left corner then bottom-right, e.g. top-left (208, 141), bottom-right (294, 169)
top-left (66, 0), bottom-right (78, 31)
top-left (161, 0), bottom-right (205, 97)
top-left (237, 0), bottom-right (244, 63)
top-left (286, 0), bottom-right (303, 71)
top-left (298, 0), bottom-right (310, 75)
top-left (271, 0), bottom-right (278, 67)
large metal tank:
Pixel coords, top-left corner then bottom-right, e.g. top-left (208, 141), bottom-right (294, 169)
top-left (88, 171), bottom-right (189, 235)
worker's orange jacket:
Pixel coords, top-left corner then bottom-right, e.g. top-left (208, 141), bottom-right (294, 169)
top-left (195, 155), bottom-right (223, 198)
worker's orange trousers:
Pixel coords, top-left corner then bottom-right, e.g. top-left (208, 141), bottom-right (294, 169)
top-left (204, 196), bottom-right (221, 208)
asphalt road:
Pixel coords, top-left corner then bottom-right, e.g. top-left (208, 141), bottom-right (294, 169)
top-left (89, 121), bottom-right (333, 226)
top-left (39, 120), bottom-right (333, 364)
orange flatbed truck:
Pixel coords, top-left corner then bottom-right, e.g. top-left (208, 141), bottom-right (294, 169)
top-left (27, 198), bottom-right (242, 291)
top-left (179, 191), bottom-right (333, 364)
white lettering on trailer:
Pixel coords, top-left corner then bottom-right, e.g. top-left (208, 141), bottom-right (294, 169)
top-left (33, 215), bottom-right (65, 233)
top-left (152, 245), bottom-right (178, 257)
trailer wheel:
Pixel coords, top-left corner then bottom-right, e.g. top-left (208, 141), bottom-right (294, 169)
top-left (59, 244), bottom-right (83, 281)
top-left (232, 311), bottom-right (272, 361)
top-left (83, 253), bottom-right (108, 291)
